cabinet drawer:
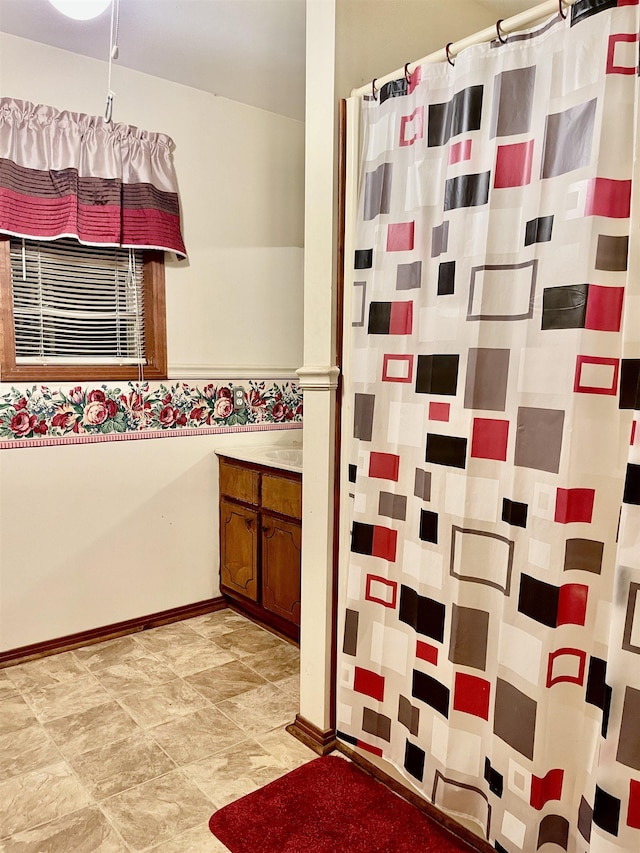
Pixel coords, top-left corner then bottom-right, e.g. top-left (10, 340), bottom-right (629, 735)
top-left (262, 473), bottom-right (302, 519)
top-left (219, 459), bottom-right (259, 506)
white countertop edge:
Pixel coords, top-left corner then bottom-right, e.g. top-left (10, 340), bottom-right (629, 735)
top-left (216, 443), bottom-right (303, 474)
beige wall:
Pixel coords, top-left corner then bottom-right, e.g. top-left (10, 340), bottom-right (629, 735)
top-left (335, 0), bottom-right (508, 99)
top-left (0, 34), bottom-right (304, 652)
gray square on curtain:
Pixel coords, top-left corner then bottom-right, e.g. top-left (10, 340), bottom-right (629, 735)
top-left (364, 162), bottom-right (393, 221)
top-left (541, 98), bottom-right (597, 179)
top-left (491, 66), bottom-right (536, 138)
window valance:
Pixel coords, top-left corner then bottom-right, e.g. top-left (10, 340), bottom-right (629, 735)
top-left (0, 98), bottom-right (186, 258)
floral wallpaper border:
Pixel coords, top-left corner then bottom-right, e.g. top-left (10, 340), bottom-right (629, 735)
top-left (0, 380), bottom-right (302, 449)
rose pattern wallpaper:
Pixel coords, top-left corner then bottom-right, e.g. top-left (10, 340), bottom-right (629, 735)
top-left (0, 380), bottom-right (302, 447)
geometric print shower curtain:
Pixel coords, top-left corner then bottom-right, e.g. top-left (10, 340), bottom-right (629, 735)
top-left (338, 4), bottom-right (640, 852)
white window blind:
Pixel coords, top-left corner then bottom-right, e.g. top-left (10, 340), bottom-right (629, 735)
top-left (9, 238), bottom-right (146, 365)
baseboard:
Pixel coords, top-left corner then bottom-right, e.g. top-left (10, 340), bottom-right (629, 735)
top-left (0, 596), bottom-right (227, 668)
top-left (223, 592), bottom-right (299, 645)
top-left (286, 714), bottom-right (337, 756)
top-left (335, 742), bottom-right (494, 853)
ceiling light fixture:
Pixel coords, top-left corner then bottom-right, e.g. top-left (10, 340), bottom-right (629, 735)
top-left (49, 0), bottom-right (112, 21)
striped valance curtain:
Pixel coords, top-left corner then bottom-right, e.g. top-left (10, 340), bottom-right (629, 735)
top-left (0, 98), bottom-right (186, 257)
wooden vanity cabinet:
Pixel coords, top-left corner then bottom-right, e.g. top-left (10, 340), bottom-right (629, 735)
top-left (218, 456), bottom-right (301, 642)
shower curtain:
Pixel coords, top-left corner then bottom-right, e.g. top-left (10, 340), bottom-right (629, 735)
top-left (338, 4), bottom-right (640, 852)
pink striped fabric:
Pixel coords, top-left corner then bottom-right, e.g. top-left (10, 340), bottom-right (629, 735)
top-left (0, 99), bottom-right (186, 257)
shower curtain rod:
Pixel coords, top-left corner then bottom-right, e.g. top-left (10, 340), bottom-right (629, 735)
top-left (351, 0), bottom-right (577, 97)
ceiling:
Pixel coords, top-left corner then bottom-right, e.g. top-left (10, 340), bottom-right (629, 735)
top-left (0, 0), bottom-right (538, 122)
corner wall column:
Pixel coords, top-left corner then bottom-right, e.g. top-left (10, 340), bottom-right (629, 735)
top-left (289, 0), bottom-right (339, 750)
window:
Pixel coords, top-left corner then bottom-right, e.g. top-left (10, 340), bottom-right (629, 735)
top-left (0, 236), bottom-right (167, 381)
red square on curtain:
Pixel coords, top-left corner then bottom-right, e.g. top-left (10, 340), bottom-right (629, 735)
top-left (574, 355), bottom-right (620, 395)
top-left (530, 769), bottom-right (564, 810)
top-left (369, 452), bottom-right (400, 481)
top-left (546, 648), bottom-right (587, 687)
top-left (453, 673), bottom-right (490, 720)
top-left (382, 354), bottom-right (414, 383)
top-left (365, 575), bottom-right (398, 608)
top-left (389, 302), bottom-right (414, 334)
top-left (628, 779), bottom-right (640, 829)
top-left (471, 418), bottom-right (509, 461)
top-left (494, 140), bottom-right (534, 188)
top-left (449, 140), bottom-right (472, 165)
top-left (585, 285), bottom-right (624, 332)
top-left (606, 33), bottom-right (638, 75)
top-left (357, 740), bottom-right (384, 757)
top-left (585, 178), bottom-right (632, 218)
top-left (416, 641), bottom-right (439, 665)
top-left (354, 667), bottom-right (385, 702)
top-left (557, 584), bottom-right (589, 626)
top-left (400, 107), bottom-right (424, 146)
top-left (372, 526), bottom-right (398, 562)
top-left (407, 64), bottom-right (422, 94)
top-left (429, 402), bottom-right (450, 422)
top-left (555, 488), bottom-right (595, 524)
top-left (387, 222), bottom-right (415, 251)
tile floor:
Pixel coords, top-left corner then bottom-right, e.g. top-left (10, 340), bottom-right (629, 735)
top-left (0, 609), bottom-right (315, 852)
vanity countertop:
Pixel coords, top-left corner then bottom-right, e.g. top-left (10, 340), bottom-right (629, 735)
top-left (216, 443), bottom-right (303, 474)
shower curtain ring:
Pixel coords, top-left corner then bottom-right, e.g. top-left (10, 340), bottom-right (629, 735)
top-left (445, 43), bottom-right (455, 66)
top-left (404, 62), bottom-right (412, 84)
top-left (372, 78), bottom-right (378, 101)
top-left (559, 0), bottom-right (568, 18)
top-left (496, 19), bottom-right (507, 44)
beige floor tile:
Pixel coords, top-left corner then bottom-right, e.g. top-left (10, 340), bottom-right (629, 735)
top-left (100, 769), bottom-right (214, 852)
top-left (217, 682), bottom-right (298, 736)
top-left (275, 673), bottom-right (300, 701)
top-left (0, 672), bottom-right (19, 701)
top-left (150, 636), bottom-right (236, 678)
top-left (0, 762), bottom-right (92, 838)
top-left (4, 653), bottom-right (88, 692)
top-left (183, 738), bottom-right (288, 808)
top-left (0, 725), bottom-right (62, 780)
top-left (72, 635), bottom-right (148, 671)
top-left (149, 707), bottom-right (246, 766)
top-left (68, 731), bottom-right (176, 800)
top-left (185, 660), bottom-right (267, 704)
top-left (21, 675), bottom-right (111, 723)
top-left (133, 621), bottom-right (202, 655)
top-left (0, 806), bottom-right (128, 852)
top-left (44, 700), bottom-right (139, 759)
top-left (92, 656), bottom-right (177, 698)
top-left (0, 696), bottom-right (40, 736)
top-left (150, 821), bottom-right (231, 852)
top-left (243, 642), bottom-right (300, 682)
top-left (117, 679), bottom-right (210, 729)
top-left (255, 727), bottom-right (315, 771)
top-left (184, 610), bottom-right (249, 640)
top-left (211, 625), bottom-right (287, 659)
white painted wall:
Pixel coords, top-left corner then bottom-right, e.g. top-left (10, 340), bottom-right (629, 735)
top-left (0, 34), bottom-right (304, 652)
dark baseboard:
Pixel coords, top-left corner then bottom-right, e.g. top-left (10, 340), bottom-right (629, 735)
top-left (286, 714), bottom-right (337, 756)
top-left (335, 742), bottom-right (494, 853)
top-left (0, 596), bottom-right (227, 668)
top-left (223, 591), bottom-right (299, 645)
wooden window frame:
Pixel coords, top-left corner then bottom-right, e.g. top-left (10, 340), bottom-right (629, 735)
top-left (0, 236), bottom-right (167, 382)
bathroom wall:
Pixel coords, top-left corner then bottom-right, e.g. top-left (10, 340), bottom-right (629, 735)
top-left (0, 34), bottom-right (304, 652)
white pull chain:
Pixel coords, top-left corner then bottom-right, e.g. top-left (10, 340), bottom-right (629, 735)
top-left (105, 0), bottom-right (120, 122)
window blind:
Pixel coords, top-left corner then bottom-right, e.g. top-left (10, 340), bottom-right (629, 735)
top-left (9, 238), bottom-right (146, 365)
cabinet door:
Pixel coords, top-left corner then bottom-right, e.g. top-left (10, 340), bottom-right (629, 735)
top-left (261, 514), bottom-right (301, 626)
top-left (220, 498), bottom-right (259, 602)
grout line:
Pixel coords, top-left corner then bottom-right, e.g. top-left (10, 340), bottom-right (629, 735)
top-left (0, 611), bottom-right (302, 850)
